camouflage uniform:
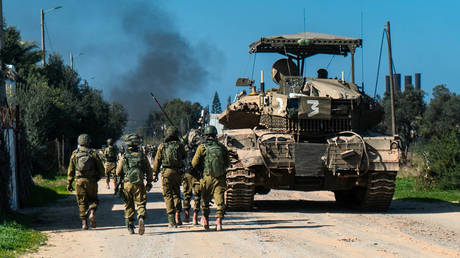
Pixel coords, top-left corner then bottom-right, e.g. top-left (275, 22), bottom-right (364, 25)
top-left (67, 134), bottom-right (104, 229)
top-left (104, 139), bottom-right (119, 187)
top-left (116, 133), bottom-right (153, 235)
top-left (153, 127), bottom-right (187, 227)
top-left (192, 126), bottom-right (229, 230)
top-left (182, 129), bottom-right (202, 223)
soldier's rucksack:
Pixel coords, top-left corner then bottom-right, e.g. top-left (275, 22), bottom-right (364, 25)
top-left (161, 141), bottom-right (183, 169)
top-left (75, 149), bottom-right (96, 177)
top-left (204, 142), bottom-right (226, 177)
top-left (105, 146), bottom-right (118, 162)
top-left (123, 152), bottom-right (143, 184)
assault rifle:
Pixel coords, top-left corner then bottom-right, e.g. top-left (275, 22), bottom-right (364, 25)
top-left (114, 175), bottom-right (126, 203)
top-left (150, 93), bottom-right (175, 127)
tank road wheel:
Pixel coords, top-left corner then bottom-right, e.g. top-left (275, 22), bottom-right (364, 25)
top-left (225, 168), bottom-right (255, 211)
top-left (355, 171), bottom-right (397, 212)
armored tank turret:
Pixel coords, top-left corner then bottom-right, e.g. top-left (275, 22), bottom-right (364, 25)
top-left (219, 32), bottom-right (400, 211)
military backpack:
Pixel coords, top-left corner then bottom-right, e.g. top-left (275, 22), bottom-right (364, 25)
top-left (204, 142), bottom-right (226, 177)
top-left (105, 146), bottom-right (118, 162)
top-left (161, 141), bottom-right (184, 169)
top-left (123, 152), bottom-right (144, 184)
top-left (75, 149), bottom-right (96, 177)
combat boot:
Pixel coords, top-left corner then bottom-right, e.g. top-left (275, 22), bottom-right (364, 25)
top-left (168, 214), bottom-right (177, 228)
top-left (175, 211), bottom-right (182, 226)
top-left (184, 209), bottom-right (190, 223)
top-left (138, 216), bottom-right (145, 235)
top-left (89, 209), bottom-right (96, 228)
top-left (128, 225), bottom-right (135, 234)
top-left (201, 216), bottom-right (210, 230)
top-left (192, 211), bottom-right (199, 225)
top-left (81, 219), bottom-right (88, 230)
top-left (216, 217), bottom-right (223, 231)
top-left (126, 219), bottom-right (135, 234)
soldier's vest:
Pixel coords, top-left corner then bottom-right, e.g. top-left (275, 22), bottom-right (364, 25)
top-left (105, 146), bottom-right (118, 162)
top-left (75, 148), bottom-right (96, 177)
top-left (204, 142), bottom-right (226, 177)
top-left (161, 141), bottom-right (183, 169)
top-left (123, 151), bottom-right (144, 184)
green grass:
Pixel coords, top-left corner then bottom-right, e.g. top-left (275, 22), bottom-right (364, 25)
top-left (0, 212), bottom-right (47, 257)
top-left (394, 177), bottom-right (460, 203)
top-left (25, 175), bottom-right (69, 207)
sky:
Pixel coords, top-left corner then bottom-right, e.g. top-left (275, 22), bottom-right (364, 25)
top-left (4, 0), bottom-right (460, 123)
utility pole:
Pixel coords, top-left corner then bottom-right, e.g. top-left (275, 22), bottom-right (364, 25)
top-left (386, 21), bottom-right (397, 135)
top-left (40, 6), bottom-right (61, 66)
top-left (41, 8), bottom-right (45, 66)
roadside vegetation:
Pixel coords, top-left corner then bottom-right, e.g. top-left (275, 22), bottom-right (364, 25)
top-left (378, 84), bottom-right (460, 203)
top-left (25, 175), bottom-right (69, 207)
top-left (0, 175), bottom-right (68, 256)
top-left (0, 212), bottom-right (47, 257)
top-left (394, 177), bottom-right (460, 202)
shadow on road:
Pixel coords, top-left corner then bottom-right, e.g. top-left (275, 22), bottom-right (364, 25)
top-left (251, 199), bottom-right (460, 215)
top-left (25, 187), bottom-right (460, 234)
top-left (28, 191), bottom-right (169, 232)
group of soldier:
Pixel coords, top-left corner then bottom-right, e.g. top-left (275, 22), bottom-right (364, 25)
top-left (66, 125), bottom-right (229, 235)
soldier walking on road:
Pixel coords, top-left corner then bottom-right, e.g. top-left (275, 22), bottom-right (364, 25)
top-left (67, 134), bottom-right (105, 230)
top-left (104, 138), bottom-right (119, 189)
top-left (192, 125), bottom-right (229, 231)
top-left (182, 129), bottom-right (203, 225)
top-left (153, 126), bottom-right (187, 228)
top-left (116, 133), bottom-right (153, 235)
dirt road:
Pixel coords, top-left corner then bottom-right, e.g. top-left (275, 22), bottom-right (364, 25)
top-left (24, 180), bottom-right (460, 258)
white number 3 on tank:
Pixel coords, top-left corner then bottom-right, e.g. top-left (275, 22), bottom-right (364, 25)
top-left (307, 100), bottom-right (319, 117)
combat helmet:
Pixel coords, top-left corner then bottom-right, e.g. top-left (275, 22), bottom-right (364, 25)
top-left (204, 125), bottom-right (217, 136)
top-left (166, 126), bottom-right (179, 138)
top-left (78, 134), bottom-right (91, 147)
top-left (107, 138), bottom-right (113, 146)
top-left (123, 133), bottom-right (142, 146)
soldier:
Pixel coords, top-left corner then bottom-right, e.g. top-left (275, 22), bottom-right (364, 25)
top-left (192, 125), bottom-right (229, 231)
top-left (182, 129), bottom-right (203, 224)
top-left (116, 133), bottom-right (153, 235)
top-left (103, 138), bottom-right (119, 189)
top-left (67, 134), bottom-right (105, 230)
top-left (153, 126), bottom-right (187, 228)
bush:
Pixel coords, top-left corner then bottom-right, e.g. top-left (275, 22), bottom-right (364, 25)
top-left (418, 128), bottom-right (460, 190)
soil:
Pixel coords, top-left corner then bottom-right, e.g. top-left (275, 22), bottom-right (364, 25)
top-left (22, 180), bottom-right (460, 258)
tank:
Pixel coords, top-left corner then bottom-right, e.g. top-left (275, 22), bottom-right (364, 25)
top-left (219, 32), bottom-right (400, 211)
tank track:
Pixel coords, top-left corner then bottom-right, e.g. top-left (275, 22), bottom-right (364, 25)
top-left (225, 154), bottom-right (256, 211)
top-left (334, 171), bottom-right (397, 211)
top-left (358, 171), bottom-right (397, 211)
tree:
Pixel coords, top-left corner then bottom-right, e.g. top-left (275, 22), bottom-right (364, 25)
top-left (211, 91), bottom-right (222, 114)
top-left (227, 95), bottom-right (232, 107)
top-left (420, 85), bottom-right (460, 139)
top-left (146, 98), bottom-right (203, 142)
top-left (4, 25), bottom-right (128, 175)
top-left (379, 84), bottom-right (426, 152)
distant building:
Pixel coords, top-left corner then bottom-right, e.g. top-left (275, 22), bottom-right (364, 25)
top-left (209, 113), bottom-right (223, 135)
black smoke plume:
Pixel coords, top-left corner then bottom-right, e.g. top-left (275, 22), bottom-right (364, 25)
top-left (110, 2), bottom-right (218, 124)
